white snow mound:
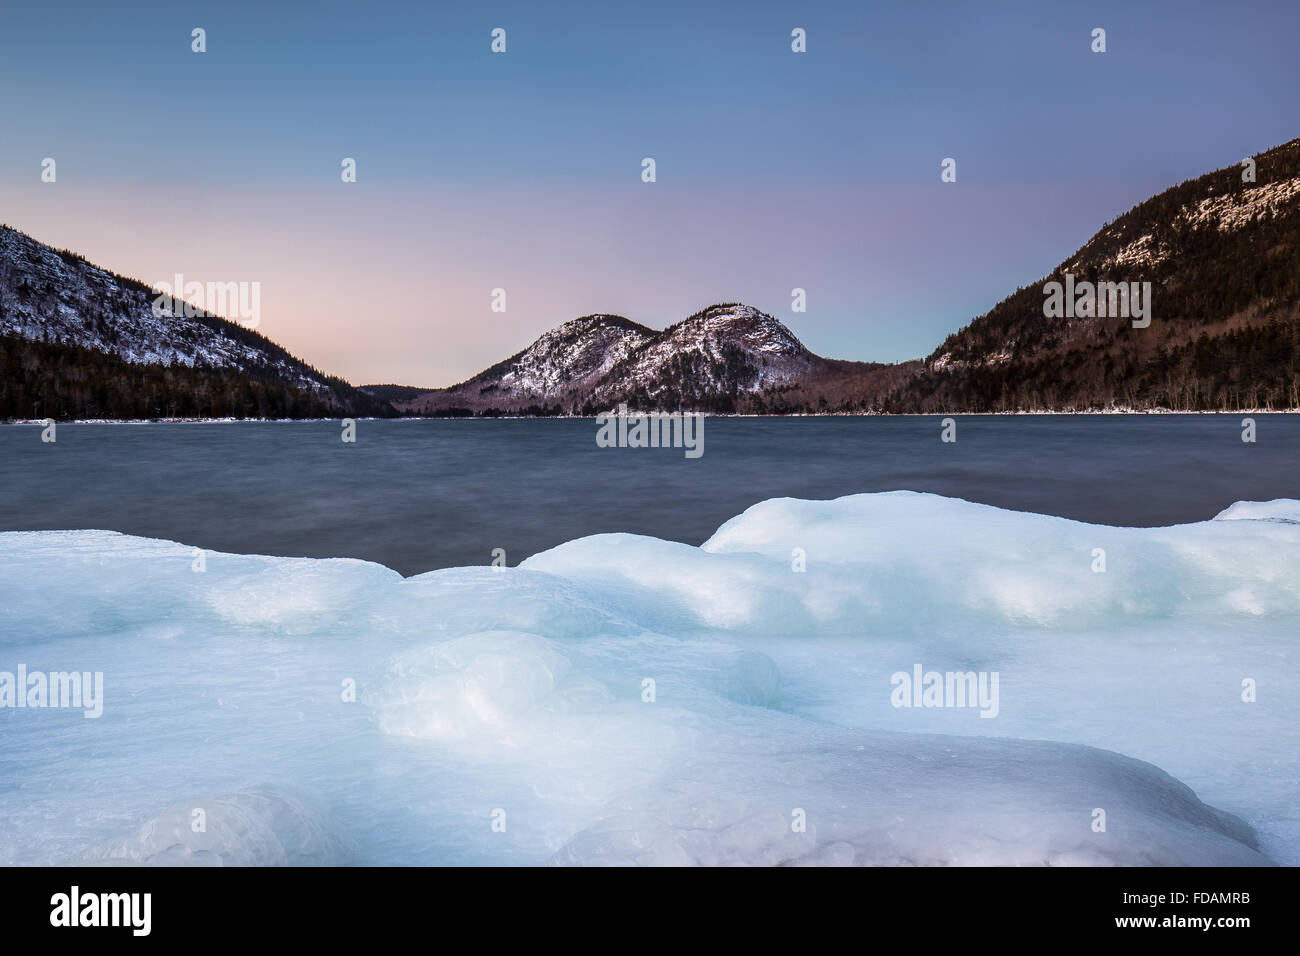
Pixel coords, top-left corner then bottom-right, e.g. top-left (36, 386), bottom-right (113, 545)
top-left (1, 492), bottom-right (1295, 866)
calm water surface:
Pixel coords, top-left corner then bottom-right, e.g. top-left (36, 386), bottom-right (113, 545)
top-left (1, 416), bottom-right (1296, 575)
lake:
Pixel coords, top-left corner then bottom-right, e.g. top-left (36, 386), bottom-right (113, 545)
top-left (1, 415), bottom-right (1296, 575)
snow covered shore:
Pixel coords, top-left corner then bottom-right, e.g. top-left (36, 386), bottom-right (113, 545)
top-left (1, 492), bottom-right (1294, 865)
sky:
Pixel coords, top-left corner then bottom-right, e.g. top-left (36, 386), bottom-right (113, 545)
top-left (1, 0), bottom-right (1297, 386)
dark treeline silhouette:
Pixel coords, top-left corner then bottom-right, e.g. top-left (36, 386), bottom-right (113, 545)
top-left (0, 333), bottom-right (396, 420)
top-left (1, 223), bottom-right (397, 420)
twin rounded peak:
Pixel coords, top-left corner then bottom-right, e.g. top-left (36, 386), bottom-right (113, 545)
top-left (558, 303), bottom-right (804, 350)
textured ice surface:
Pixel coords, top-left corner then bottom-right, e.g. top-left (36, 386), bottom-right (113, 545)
top-left (1, 492), bottom-right (1295, 866)
top-left (76, 788), bottom-right (353, 867)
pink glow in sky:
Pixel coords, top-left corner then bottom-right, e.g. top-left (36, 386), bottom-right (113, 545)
top-left (0, 176), bottom-right (1154, 387)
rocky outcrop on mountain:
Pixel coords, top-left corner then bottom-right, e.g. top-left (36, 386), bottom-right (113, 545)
top-left (886, 138), bottom-right (1300, 412)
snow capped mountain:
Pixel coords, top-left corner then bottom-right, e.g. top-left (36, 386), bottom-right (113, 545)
top-left (0, 224), bottom-right (392, 418)
top-left (0, 225), bottom-right (325, 387)
top-left (384, 138), bottom-right (1300, 418)
top-left (16, 137), bottom-right (1296, 420)
top-left (662, 303), bottom-right (810, 359)
top-left (496, 314), bottom-right (657, 397)
top-left (375, 303), bottom-right (897, 415)
top-left (588, 303), bottom-right (818, 406)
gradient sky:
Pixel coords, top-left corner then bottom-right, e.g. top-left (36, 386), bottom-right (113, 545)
top-left (1, 0), bottom-right (1297, 386)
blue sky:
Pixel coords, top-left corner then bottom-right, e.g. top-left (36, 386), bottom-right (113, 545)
top-left (1, 0), bottom-right (1297, 385)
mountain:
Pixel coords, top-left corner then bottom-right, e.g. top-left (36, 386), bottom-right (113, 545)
top-left (0, 224), bottom-right (394, 419)
top-left (376, 138), bottom-right (1300, 417)
top-left (8, 136), bottom-right (1299, 420)
top-left (885, 138), bottom-right (1300, 412)
top-left (371, 304), bottom-right (918, 415)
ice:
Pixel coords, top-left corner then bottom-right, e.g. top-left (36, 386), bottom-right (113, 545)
top-left (1214, 498), bottom-right (1300, 523)
top-left (1, 492), bottom-right (1296, 866)
top-left (76, 787), bottom-right (353, 867)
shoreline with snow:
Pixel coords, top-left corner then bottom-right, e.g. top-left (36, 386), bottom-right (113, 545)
top-left (1, 491), bottom-right (1295, 866)
top-left (4, 408), bottom-right (1300, 425)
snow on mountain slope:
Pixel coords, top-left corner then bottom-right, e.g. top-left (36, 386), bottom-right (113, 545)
top-left (587, 303), bottom-right (819, 406)
top-left (386, 303), bottom-right (856, 415)
top-left (0, 224), bottom-right (329, 392)
top-left (658, 303), bottom-right (811, 359)
top-left (1083, 173), bottom-right (1300, 272)
top-left (496, 314), bottom-right (656, 397)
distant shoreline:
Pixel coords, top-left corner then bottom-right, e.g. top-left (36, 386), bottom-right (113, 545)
top-left (4, 409), bottom-right (1300, 425)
